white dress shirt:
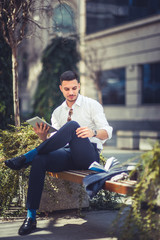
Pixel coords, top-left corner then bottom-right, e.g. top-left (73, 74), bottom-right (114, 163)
top-left (51, 94), bottom-right (113, 150)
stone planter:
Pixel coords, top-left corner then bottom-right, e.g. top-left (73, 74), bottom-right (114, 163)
top-left (39, 175), bottom-right (89, 212)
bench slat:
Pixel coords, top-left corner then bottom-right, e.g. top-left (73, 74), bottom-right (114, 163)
top-left (48, 170), bottom-right (136, 195)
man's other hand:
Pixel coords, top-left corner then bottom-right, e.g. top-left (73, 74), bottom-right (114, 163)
top-left (76, 127), bottom-right (93, 138)
top-left (33, 122), bottom-right (50, 141)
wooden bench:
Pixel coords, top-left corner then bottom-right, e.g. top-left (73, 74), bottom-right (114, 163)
top-left (49, 170), bottom-right (137, 196)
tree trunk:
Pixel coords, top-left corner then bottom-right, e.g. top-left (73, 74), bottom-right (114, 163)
top-left (12, 46), bottom-right (20, 127)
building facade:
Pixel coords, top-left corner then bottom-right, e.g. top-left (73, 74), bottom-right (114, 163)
top-left (83, 0), bottom-right (160, 133)
top-left (19, 0), bottom-right (160, 134)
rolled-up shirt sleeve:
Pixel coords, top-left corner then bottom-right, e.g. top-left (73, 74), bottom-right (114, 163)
top-left (90, 100), bottom-right (113, 140)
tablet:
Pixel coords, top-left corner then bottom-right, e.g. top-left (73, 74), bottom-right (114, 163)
top-left (26, 116), bottom-right (57, 134)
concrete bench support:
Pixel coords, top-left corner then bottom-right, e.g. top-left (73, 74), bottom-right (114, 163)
top-left (139, 131), bottom-right (160, 150)
top-left (117, 131), bottom-right (139, 149)
top-left (117, 130), bottom-right (160, 150)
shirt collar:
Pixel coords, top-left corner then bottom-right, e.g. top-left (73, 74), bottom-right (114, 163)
top-left (62, 94), bottom-right (82, 109)
top-left (75, 94), bottom-right (82, 107)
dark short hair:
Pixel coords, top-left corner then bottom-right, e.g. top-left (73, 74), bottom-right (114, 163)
top-left (60, 70), bottom-right (79, 84)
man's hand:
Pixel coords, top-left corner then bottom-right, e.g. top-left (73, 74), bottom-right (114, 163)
top-left (33, 122), bottom-right (50, 141)
top-left (76, 127), bottom-right (109, 140)
top-left (76, 127), bottom-right (94, 138)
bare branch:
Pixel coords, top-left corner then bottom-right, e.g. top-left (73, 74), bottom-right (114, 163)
top-left (0, 20), bottom-right (10, 45)
top-left (27, 17), bottom-right (48, 29)
top-left (0, 0), bottom-right (66, 126)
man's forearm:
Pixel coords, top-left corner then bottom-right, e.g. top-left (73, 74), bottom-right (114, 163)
top-left (93, 129), bottom-right (108, 140)
top-left (38, 134), bottom-right (47, 141)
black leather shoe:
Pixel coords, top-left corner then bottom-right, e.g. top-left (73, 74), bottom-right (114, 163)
top-left (18, 217), bottom-right (37, 235)
top-left (5, 155), bottom-right (27, 170)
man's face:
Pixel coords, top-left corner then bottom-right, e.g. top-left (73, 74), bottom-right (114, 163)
top-left (59, 79), bottom-right (80, 105)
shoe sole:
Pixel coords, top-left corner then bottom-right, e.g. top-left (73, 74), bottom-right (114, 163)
top-left (5, 160), bottom-right (17, 170)
top-left (18, 225), bottom-right (36, 235)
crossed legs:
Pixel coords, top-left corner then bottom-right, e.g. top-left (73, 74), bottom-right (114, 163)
top-left (5, 121), bottom-right (100, 235)
top-left (27, 121), bottom-right (99, 209)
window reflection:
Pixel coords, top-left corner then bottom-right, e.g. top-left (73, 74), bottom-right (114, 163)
top-left (142, 63), bottom-right (160, 104)
top-left (101, 68), bottom-right (125, 105)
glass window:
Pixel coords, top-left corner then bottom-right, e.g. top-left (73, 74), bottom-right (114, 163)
top-left (101, 68), bottom-right (125, 105)
top-left (86, 0), bottom-right (160, 34)
top-left (53, 4), bottom-right (76, 34)
top-left (142, 63), bottom-right (160, 104)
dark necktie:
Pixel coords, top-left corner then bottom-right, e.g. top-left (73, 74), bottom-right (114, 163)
top-left (67, 108), bottom-right (73, 122)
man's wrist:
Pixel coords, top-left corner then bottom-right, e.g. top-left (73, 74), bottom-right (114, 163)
top-left (92, 129), bottom-right (97, 137)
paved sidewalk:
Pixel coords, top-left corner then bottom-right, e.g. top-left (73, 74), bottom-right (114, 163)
top-left (0, 210), bottom-right (120, 240)
top-left (102, 145), bottom-right (143, 165)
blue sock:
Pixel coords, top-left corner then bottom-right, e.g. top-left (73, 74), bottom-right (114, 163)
top-left (27, 209), bottom-right (36, 220)
top-left (24, 149), bottom-right (38, 163)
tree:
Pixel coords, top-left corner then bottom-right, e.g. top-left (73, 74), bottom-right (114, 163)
top-left (0, 0), bottom-right (34, 127)
top-left (0, 0), bottom-right (77, 126)
top-left (0, 32), bottom-right (13, 129)
top-left (33, 37), bottom-right (80, 122)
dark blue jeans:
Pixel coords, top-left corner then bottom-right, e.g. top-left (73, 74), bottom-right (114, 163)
top-left (26, 121), bottom-right (100, 209)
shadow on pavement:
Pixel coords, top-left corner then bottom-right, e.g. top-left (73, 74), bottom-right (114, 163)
top-left (0, 210), bottom-right (120, 240)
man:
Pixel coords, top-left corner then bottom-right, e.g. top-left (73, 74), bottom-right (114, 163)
top-left (5, 70), bottom-right (113, 235)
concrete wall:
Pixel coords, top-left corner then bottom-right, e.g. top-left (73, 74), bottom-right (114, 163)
top-left (85, 14), bottom-right (160, 132)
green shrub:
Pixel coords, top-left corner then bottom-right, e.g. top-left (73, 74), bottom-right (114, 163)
top-left (0, 124), bottom-right (42, 216)
top-left (117, 142), bottom-right (160, 240)
top-left (89, 189), bottom-right (123, 211)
